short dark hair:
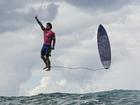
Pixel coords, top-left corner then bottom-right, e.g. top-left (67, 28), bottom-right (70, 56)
top-left (47, 22), bottom-right (52, 29)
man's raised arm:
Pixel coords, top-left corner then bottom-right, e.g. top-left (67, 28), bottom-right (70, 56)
top-left (35, 16), bottom-right (45, 31)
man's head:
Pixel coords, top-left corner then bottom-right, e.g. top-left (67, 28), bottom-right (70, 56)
top-left (46, 22), bottom-right (52, 30)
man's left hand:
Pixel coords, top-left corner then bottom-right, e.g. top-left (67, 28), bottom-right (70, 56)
top-left (51, 47), bottom-right (55, 50)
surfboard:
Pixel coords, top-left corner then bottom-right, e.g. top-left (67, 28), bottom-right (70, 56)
top-left (97, 24), bottom-right (111, 69)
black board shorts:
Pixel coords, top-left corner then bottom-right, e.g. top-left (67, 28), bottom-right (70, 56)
top-left (41, 44), bottom-right (51, 56)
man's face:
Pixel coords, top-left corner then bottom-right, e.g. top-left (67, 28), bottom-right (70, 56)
top-left (46, 24), bottom-right (51, 30)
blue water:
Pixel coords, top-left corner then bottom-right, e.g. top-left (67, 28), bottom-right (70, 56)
top-left (0, 90), bottom-right (140, 105)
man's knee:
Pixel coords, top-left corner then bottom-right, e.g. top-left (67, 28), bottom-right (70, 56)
top-left (45, 55), bottom-right (50, 60)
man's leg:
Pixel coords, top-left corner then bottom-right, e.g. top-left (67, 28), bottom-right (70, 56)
top-left (45, 56), bottom-right (51, 71)
top-left (41, 55), bottom-right (48, 69)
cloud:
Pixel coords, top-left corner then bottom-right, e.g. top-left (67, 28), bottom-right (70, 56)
top-left (0, 29), bottom-right (39, 95)
top-left (0, 0), bottom-right (59, 33)
top-left (65, 0), bottom-right (131, 11)
top-left (37, 3), bottom-right (59, 21)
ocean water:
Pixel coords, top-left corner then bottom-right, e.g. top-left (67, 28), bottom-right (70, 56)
top-left (0, 90), bottom-right (140, 105)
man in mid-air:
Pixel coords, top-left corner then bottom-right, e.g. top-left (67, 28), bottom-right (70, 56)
top-left (35, 16), bottom-right (56, 71)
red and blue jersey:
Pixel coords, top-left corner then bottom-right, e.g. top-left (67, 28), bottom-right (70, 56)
top-left (43, 30), bottom-right (55, 45)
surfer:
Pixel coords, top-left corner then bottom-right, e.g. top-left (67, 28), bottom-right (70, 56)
top-left (35, 16), bottom-right (56, 71)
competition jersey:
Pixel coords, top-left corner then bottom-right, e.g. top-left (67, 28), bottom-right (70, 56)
top-left (43, 30), bottom-right (55, 45)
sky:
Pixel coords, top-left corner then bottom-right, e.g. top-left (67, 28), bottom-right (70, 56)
top-left (0, 0), bottom-right (140, 96)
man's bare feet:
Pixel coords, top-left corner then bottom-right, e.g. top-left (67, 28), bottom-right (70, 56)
top-left (46, 67), bottom-right (51, 71)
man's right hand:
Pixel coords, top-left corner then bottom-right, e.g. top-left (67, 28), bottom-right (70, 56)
top-left (35, 16), bottom-right (38, 20)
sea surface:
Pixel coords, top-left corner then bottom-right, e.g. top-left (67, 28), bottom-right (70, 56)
top-left (0, 90), bottom-right (140, 105)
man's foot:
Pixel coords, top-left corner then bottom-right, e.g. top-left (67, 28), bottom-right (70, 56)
top-left (46, 66), bottom-right (51, 71)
